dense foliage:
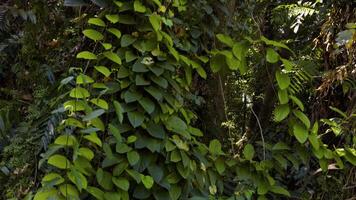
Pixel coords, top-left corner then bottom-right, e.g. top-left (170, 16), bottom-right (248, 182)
top-left (0, 0), bottom-right (355, 199)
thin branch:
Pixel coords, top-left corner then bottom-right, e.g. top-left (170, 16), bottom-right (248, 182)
top-left (250, 106), bottom-right (266, 160)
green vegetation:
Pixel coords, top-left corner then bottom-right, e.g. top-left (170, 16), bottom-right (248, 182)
top-left (0, 0), bottom-right (355, 199)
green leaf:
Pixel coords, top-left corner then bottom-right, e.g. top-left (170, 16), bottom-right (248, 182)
top-left (140, 175), bottom-right (154, 189)
top-left (210, 54), bottom-right (225, 73)
top-left (88, 17), bottom-right (106, 27)
top-left (215, 157), bottom-right (226, 175)
top-left (86, 187), bottom-right (104, 200)
top-left (116, 143), bottom-right (132, 153)
top-left (243, 144), bottom-right (255, 160)
top-left (105, 14), bottom-right (119, 23)
top-left (104, 192), bottom-right (121, 200)
top-left (54, 135), bottom-right (77, 146)
top-left (108, 28), bottom-right (121, 39)
top-left (134, 0), bottom-right (146, 13)
top-left (139, 97), bottom-right (155, 114)
top-left (118, 66), bottom-right (130, 78)
top-left (94, 66), bottom-right (111, 77)
top-left (329, 106), bottom-right (347, 118)
top-left (209, 139), bottom-right (224, 155)
top-left (147, 165), bottom-right (163, 182)
top-left (64, 100), bottom-right (86, 111)
top-left (67, 169), bottom-right (88, 191)
top-left (78, 147), bottom-right (94, 161)
top-left (34, 188), bottom-right (60, 200)
top-left (196, 66), bottom-right (207, 79)
top-left (293, 123), bottom-right (308, 143)
top-left (83, 109), bottom-right (105, 121)
top-left (77, 51), bottom-right (97, 59)
top-left (149, 14), bottom-right (161, 31)
top-left (112, 177), bottom-right (130, 191)
top-left (127, 135), bottom-right (137, 143)
top-left (293, 110), bottom-right (311, 129)
top-left (289, 95), bottom-right (304, 111)
top-left (272, 142), bottom-right (291, 150)
top-left (136, 74), bottom-right (150, 86)
top-left (65, 118), bottom-right (84, 128)
top-left (146, 123), bottom-right (165, 139)
top-left (275, 70), bottom-right (290, 90)
top-left (96, 169), bottom-right (113, 190)
top-left (127, 150), bottom-right (140, 165)
top-left (278, 89), bottom-right (289, 104)
top-left (70, 87), bottom-right (90, 99)
top-left (281, 58), bottom-right (293, 71)
top-left (121, 34), bottom-right (137, 47)
top-left (216, 34), bottom-right (234, 47)
top-left (84, 133), bottom-right (102, 147)
top-left (266, 48), bottom-right (279, 63)
top-left (270, 185), bottom-right (290, 197)
top-left (128, 111), bottom-right (144, 128)
top-left (41, 173), bottom-right (64, 186)
top-left (166, 116), bottom-right (187, 133)
top-left (48, 154), bottom-right (71, 169)
top-left (124, 90), bottom-right (143, 103)
top-left (59, 184), bottom-right (79, 198)
top-left (273, 104), bottom-right (290, 122)
top-left (83, 29), bottom-right (104, 41)
top-left (169, 185), bottom-right (182, 200)
top-left (90, 98), bottom-right (109, 110)
top-left (261, 36), bottom-right (292, 52)
top-left (76, 74), bottom-right (94, 84)
top-left (113, 101), bottom-right (124, 123)
top-left (101, 43), bottom-right (112, 50)
top-left (103, 51), bottom-right (122, 65)
top-left (125, 51), bottom-right (137, 62)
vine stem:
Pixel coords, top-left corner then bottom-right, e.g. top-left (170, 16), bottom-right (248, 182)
top-left (250, 106), bottom-right (266, 160)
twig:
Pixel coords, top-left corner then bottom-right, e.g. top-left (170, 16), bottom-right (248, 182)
top-left (250, 106), bottom-right (266, 160)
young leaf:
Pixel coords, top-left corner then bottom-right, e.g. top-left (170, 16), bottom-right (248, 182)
top-left (103, 51), bottom-right (122, 65)
top-left (112, 177), bottom-right (130, 191)
top-left (216, 34), bottom-right (234, 47)
top-left (293, 110), bottom-right (311, 129)
top-left (76, 51), bottom-right (97, 60)
top-left (275, 70), bottom-right (290, 90)
top-left (266, 48), bottom-right (279, 63)
top-left (76, 74), bottom-right (94, 84)
top-left (48, 155), bottom-right (71, 169)
top-left (134, 0), bottom-right (146, 13)
top-left (293, 123), bottom-right (308, 143)
top-left (140, 175), bottom-right (154, 189)
top-left (273, 104), bottom-right (290, 122)
top-left (83, 29), bottom-right (104, 41)
top-left (105, 14), bottom-right (119, 23)
top-left (70, 87), bottom-right (90, 99)
top-left (149, 14), bottom-right (161, 31)
top-left (243, 144), bottom-right (255, 161)
top-left (127, 150), bottom-right (140, 165)
top-left (88, 17), bottom-right (106, 27)
top-left (108, 28), bottom-right (121, 39)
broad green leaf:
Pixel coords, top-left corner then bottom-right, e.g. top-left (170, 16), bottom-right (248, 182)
top-left (104, 192), bottom-right (121, 200)
top-left (145, 86), bottom-right (163, 101)
top-left (67, 169), bottom-right (88, 191)
top-left (101, 43), bottom-right (112, 50)
top-left (166, 116), bottom-right (187, 133)
top-left (196, 66), bottom-right (207, 79)
top-left (90, 98), bottom-right (109, 110)
top-left (293, 110), bottom-right (311, 129)
top-left (86, 187), bottom-right (104, 200)
top-left (94, 66), bottom-right (111, 77)
top-left (281, 58), bottom-right (293, 71)
top-left (83, 29), bottom-right (104, 41)
top-left (139, 97), bottom-right (155, 114)
top-left (127, 150), bottom-right (140, 165)
top-left (146, 123), bottom-right (165, 139)
top-left (96, 169), bottom-right (113, 190)
top-left (70, 87), bottom-right (90, 99)
top-left (266, 48), bottom-right (279, 63)
top-left (118, 66), bottom-right (130, 78)
top-left (112, 177), bottom-right (130, 191)
top-left (128, 111), bottom-right (144, 128)
top-left (41, 173), bottom-right (64, 186)
top-left (105, 14), bottom-right (119, 23)
top-left (309, 133), bottom-right (319, 150)
top-left (108, 28), bottom-right (121, 39)
top-left (140, 175), bottom-right (154, 189)
top-left (78, 147), bottom-right (94, 161)
top-left (147, 165), bottom-right (163, 182)
top-left (210, 54), bottom-right (225, 73)
top-left (270, 185), bottom-right (290, 197)
top-left (272, 142), bottom-right (291, 150)
top-left (273, 104), bottom-right (290, 122)
top-left (59, 184), bottom-right (79, 198)
top-left (88, 17), bottom-right (106, 27)
top-left (65, 118), bottom-right (85, 128)
top-left (134, 0), bottom-right (146, 13)
top-left (275, 70), bottom-right (290, 90)
top-left (116, 143), bottom-right (132, 153)
top-left (243, 144), bottom-right (255, 160)
top-left (278, 89), bottom-right (289, 104)
top-left (289, 95), bottom-right (304, 111)
top-left (84, 133), bottom-right (102, 147)
top-left (124, 90), bottom-right (143, 103)
top-left (261, 36), bottom-right (292, 52)
top-left (125, 51), bottom-right (137, 62)
top-left (215, 157), bottom-right (226, 175)
top-left (293, 123), bottom-right (308, 143)
top-left (64, 100), bottom-right (87, 112)
top-left (169, 185), bottom-right (182, 200)
top-left (54, 135), bottom-right (77, 146)
top-left (149, 14), bottom-right (161, 31)
top-left (121, 34), bottom-right (137, 47)
top-left (103, 51), bottom-right (122, 65)
top-left (226, 56), bottom-right (240, 70)
top-left (113, 100), bottom-right (124, 123)
top-left (77, 51), bottom-right (97, 59)
top-left (188, 127), bottom-right (203, 137)
top-left (209, 139), bottom-right (224, 155)
top-left (76, 74), bottom-right (94, 84)
top-left (33, 188), bottom-right (59, 200)
top-left (48, 154), bottom-right (71, 169)
top-left (216, 34), bottom-right (234, 47)
top-left (83, 109), bottom-right (105, 121)
top-left (150, 75), bottom-right (168, 88)
top-left (136, 74), bottom-right (150, 86)
top-left (127, 135), bottom-right (137, 143)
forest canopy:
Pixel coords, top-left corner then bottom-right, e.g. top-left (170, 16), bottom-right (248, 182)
top-left (0, 0), bottom-right (355, 199)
